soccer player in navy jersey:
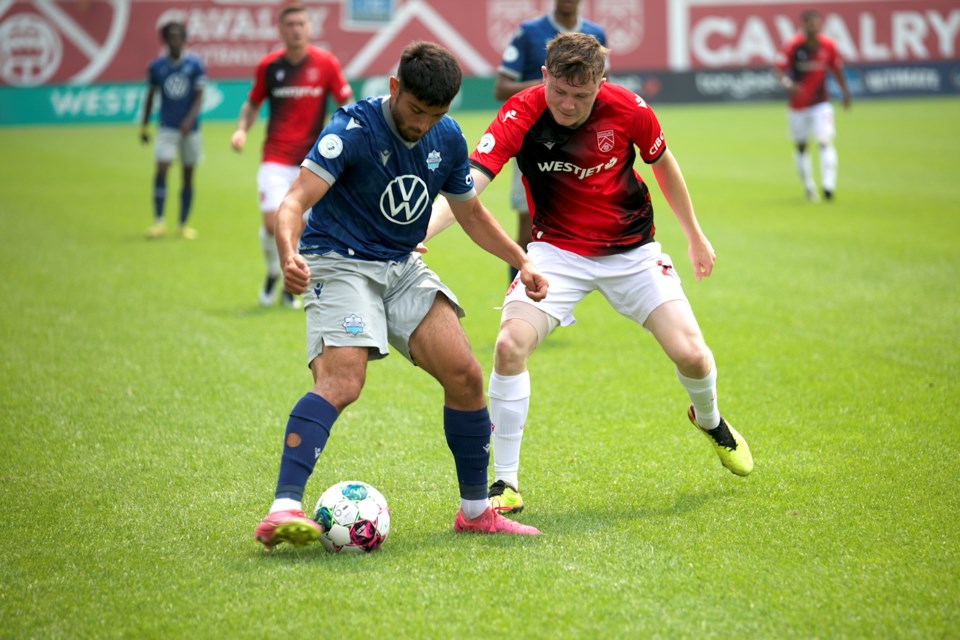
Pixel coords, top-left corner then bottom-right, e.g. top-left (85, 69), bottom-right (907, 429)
top-left (774, 9), bottom-right (851, 203)
top-left (428, 33), bottom-right (753, 515)
top-left (252, 41), bottom-right (549, 549)
top-left (495, 0), bottom-right (606, 279)
top-left (140, 21), bottom-right (205, 240)
top-left (231, 4), bottom-right (353, 309)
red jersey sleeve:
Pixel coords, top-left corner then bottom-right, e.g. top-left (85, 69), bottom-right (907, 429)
top-left (469, 86), bottom-right (546, 179)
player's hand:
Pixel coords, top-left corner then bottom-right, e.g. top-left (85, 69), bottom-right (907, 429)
top-left (139, 126), bottom-right (150, 145)
top-left (520, 264), bottom-right (548, 301)
top-left (282, 254), bottom-right (311, 295)
top-left (688, 237), bottom-right (716, 281)
top-left (230, 129), bottom-right (246, 152)
top-left (414, 242), bottom-right (428, 254)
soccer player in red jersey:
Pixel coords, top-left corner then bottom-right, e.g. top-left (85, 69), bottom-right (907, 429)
top-left (774, 9), bottom-right (852, 202)
top-left (231, 4), bottom-right (353, 308)
top-left (427, 33), bottom-right (753, 513)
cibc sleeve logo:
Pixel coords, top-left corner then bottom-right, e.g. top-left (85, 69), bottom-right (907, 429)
top-left (379, 175), bottom-right (429, 225)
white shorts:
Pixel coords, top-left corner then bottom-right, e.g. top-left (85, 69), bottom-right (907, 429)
top-left (787, 101), bottom-right (835, 145)
top-left (257, 162), bottom-right (300, 213)
top-left (154, 127), bottom-right (201, 166)
top-left (503, 241), bottom-right (687, 329)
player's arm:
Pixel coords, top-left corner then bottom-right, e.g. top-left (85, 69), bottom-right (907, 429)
top-left (447, 191), bottom-right (547, 301)
top-left (832, 65), bottom-right (852, 110)
top-left (230, 100), bottom-right (259, 152)
top-left (180, 86), bottom-right (204, 135)
top-left (140, 84), bottom-right (155, 144)
top-left (650, 149), bottom-right (716, 281)
top-left (275, 168), bottom-right (331, 294)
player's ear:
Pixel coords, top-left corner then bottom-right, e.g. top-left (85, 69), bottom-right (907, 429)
top-left (388, 76), bottom-right (400, 98)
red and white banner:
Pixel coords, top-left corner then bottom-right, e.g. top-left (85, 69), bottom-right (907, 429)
top-left (0, 0), bottom-right (956, 86)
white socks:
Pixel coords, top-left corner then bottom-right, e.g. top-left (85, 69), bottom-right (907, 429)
top-left (460, 498), bottom-right (488, 519)
top-left (488, 371), bottom-right (531, 489)
top-left (677, 363), bottom-right (720, 430)
top-left (259, 224), bottom-right (280, 277)
top-left (820, 143), bottom-right (838, 192)
top-left (269, 498), bottom-right (302, 513)
top-left (794, 150), bottom-right (816, 193)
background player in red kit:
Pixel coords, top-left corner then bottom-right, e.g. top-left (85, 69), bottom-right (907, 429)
top-left (773, 9), bottom-right (851, 203)
top-left (428, 33), bottom-right (753, 514)
top-left (231, 3), bottom-right (353, 308)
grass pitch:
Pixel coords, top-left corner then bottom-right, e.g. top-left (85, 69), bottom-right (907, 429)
top-left (1, 97), bottom-right (958, 639)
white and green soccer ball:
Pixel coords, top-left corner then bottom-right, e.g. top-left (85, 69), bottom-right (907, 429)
top-left (313, 481), bottom-right (391, 553)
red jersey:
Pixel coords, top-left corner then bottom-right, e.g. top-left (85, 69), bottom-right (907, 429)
top-left (247, 45), bottom-right (353, 165)
top-left (470, 83), bottom-right (665, 257)
top-left (774, 33), bottom-right (842, 110)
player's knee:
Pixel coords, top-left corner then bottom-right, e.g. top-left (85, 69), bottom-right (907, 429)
top-left (443, 357), bottom-right (484, 403)
top-left (494, 329), bottom-right (530, 371)
top-left (674, 341), bottom-right (712, 377)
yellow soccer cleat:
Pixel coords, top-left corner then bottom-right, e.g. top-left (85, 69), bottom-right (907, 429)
top-left (687, 405), bottom-right (753, 477)
top-left (176, 225), bottom-right (198, 240)
top-left (145, 222), bottom-right (166, 239)
top-left (488, 479), bottom-right (524, 513)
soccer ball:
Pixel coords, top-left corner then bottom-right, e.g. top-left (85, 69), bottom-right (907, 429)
top-left (313, 481), bottom-right (391, 553)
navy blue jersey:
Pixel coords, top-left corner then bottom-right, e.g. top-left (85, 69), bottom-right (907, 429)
top-left (300, 96), bottom-right (476, 262)
top-left (498, 14), bottom-right (607, 82)
top-left (147, 53), bottom-right (206, 130)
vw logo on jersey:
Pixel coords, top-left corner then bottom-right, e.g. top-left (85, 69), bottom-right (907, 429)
top-left (163, 72), bottom-right (190, 99)
top-left (380, 174), bottom-right (430, 225)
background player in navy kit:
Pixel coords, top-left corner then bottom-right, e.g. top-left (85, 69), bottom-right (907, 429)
top-left (253, 41), bottom-right (549, 549)
top-left (495, 0), bottom-right (606, 278)
top-left (231, 4), bottom-right (353, 308)
top-left (428, 33), bottom-right (753, 515)
top-left (773, 9), bottom-right (851, 202)
top-left (140, 21), bottom-right (206, 240)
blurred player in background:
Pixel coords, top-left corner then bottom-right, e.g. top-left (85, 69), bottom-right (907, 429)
top-left (141, 21), bottom-right (205, 240)
top-left (495, 0), bottom-right (606, 280)
top-left (774, 9), bottom-right (851, 203)
top-left (252, 41), bottom-right (548, 550)
top-left (428, 33), bottom-right (753, 515)
top-left (231, 3), bottom-right (353, 309)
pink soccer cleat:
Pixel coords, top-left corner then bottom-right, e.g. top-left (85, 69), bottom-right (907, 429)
top-left (254, 509), bottom-right (322, 550)
top-left (454, 507), bottom-right (541, 535)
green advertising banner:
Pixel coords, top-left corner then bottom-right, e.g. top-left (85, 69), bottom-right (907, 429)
top-left (0, 77), bottom-right (499, 126)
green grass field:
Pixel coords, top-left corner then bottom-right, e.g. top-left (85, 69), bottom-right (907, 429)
top-left (2, 97), bottom-right (958, 639)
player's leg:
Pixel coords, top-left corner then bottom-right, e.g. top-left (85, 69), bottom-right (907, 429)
top-left (175, 131), bottom-right (200, 238)
top-left (788, 108), bottom-right (818, 202)
top-left (603, 244), bottom-right (752, 476)
top-left (487, 304), bottom-right (555, 513)
top-left (256, 254), bottom-right (384, 549)
top-left (254, 346), bottom-right (368, 550)
top-left (644, 301), bottom-right (752, 476)
top-left (386, 256), bottom-right (538, 535)
top-left (489, 243), bottom-right (582, 512)
top-left (408, 295), bottom-right (540, 535)
top-left (147, 128), bottom-right (176, 238)
top-left (812, 102), bottom-right (838, 200)
top-left (255, 163), bottom-right (301, 308)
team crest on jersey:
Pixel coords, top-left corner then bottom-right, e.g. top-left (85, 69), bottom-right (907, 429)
top-left (380, 175), bottom-right (429, 225)
top-left (276, 69), bottom-right (285, 82)
top-left (318, 134), bottom-right (343, 159)
top-left (342, 313), bottom-right (365, 335)
top-left (597, 130), bottom-right (615, 152)
top-left (426, 150), bottom-right (441, 171)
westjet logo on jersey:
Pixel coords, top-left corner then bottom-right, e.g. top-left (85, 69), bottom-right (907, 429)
top-left (537, 157), bottom-right (618, 180)
top-left (380, 175), bottom-right (430, 225)
top-left (272, 86), bottom-right (325, 98)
